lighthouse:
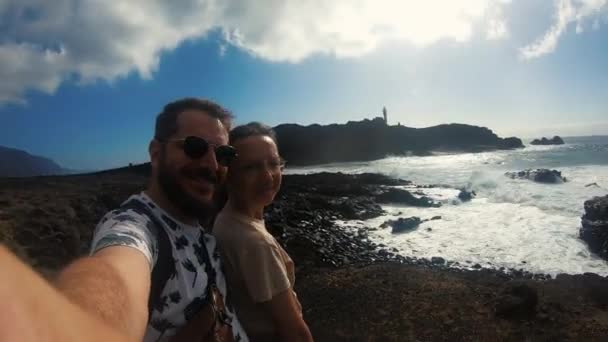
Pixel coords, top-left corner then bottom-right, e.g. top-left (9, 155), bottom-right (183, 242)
top-left (382, 106), bottom-right (388, 125)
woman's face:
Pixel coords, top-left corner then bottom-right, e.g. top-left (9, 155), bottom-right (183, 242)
top-left (227, 135), bottom-right (283, 209)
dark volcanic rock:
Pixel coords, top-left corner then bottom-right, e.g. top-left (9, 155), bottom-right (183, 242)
top-left (431, 256), bottom-right (446, 265)
top-left (580, 195), bottom-right (608, 260)
top-left (495, 283), bottom-right (538, 319)
top-left (6, 169), bottom-right (608, 340)
top-left (458, 189), bottom-right (476, 202)
top-left (275, 120), bottom-right (524, 165)
top-left (264, 173), bottom-right (417, 269)
top-left (500, 137), bottom-right (525, 149)
top-left (530, 136), bottom-right (565, 145)
top-left (380, 217), bottom-right (422, 233)
top-left (375, 188), bottom-right (440, 207)
top-left (505, 169), bottom-right (567, 184)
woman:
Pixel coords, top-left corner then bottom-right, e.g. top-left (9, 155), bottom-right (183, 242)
top-left (213, 122), bottom-right (313, 342)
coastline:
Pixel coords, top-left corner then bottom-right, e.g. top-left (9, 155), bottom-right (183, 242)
top-left (1, 170), bottom-right (608, 340)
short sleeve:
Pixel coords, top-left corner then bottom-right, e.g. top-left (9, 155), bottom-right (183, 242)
top-left (90, 208), bottom-right (158, 269)
top-left (238, 240), bottom-right (291, 303)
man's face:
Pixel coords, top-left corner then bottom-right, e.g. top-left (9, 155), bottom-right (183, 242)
top-left (153, 110), bottom-right (229, 218)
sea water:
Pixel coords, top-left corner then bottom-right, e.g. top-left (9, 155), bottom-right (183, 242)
top-left (286, 136), bottom-right (608, 276)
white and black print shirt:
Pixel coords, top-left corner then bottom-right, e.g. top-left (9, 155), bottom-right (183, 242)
top-left (90, 192), bottom-right (248, 342)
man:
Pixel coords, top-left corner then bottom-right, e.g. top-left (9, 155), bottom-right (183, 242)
top-left (1, 98), bottom-right (248, 341)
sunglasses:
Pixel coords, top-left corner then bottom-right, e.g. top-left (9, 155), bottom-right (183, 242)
top-left (158, 136), bottom-right (238, 166)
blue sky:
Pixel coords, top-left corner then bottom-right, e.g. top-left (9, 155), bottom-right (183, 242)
top-left (0, 0), bottom-right (607, 170)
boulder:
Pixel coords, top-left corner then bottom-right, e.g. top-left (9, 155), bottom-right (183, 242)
top-left (380, 217), bottom-right (422, 234)
top-left (505, 169), bottom-right (566, 184)
top-left (375, 188), bottom-right (440, 207)
top-left (458, 189), bottom-right (476, 202)
top-left (500, 137), bottom-right (525, 149)
top-left (580, 195), bottom-right (608, 260)
top-left (431, 256), bottom-right (446, 265)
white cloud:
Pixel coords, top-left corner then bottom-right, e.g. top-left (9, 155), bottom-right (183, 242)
top-left (0, 0), bottom-right (511, 105)
top-left (218, 44), bottom-right (228, 57)
top-left (520, 0), bottom-right (607, 59)
top-left (486, 5), bottom-right (510, 40)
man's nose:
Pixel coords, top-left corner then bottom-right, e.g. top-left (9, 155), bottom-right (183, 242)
top-left (198, 147), bottom-right (219, 171)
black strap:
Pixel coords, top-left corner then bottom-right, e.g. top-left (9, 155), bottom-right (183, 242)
top-left (121, 199), bottom-right (174, 319)
top-left (198, 234), bottom-right (217, 288)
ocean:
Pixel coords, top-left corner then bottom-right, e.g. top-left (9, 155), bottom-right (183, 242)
top-left (286, 136), bottom-right (608, 276)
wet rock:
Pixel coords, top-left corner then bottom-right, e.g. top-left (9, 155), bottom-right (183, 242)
top-left (375, 188), bottom-right (440, 207)
top-left (430, 216), bottom-right (442, 221)
top-left (495, 283), bottom-right (538, 319)
top-left (530, 136), bottom-right (565, 145)
top-left (380, 217), bottom-right (422, 234)
top-left (431, 257), bottom-right (445, 265)
top-left (458, 189), bottom-right (476, 202)
top-left (505, 169), bottom-right (567, 184)
top-left (580, 195), bottom-right (608, 260)
top-left (500, 137), bottom-right (525, 149)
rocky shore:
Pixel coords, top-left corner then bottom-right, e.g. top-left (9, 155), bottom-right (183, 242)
top-left (1, 168), bottom-right (608, 340)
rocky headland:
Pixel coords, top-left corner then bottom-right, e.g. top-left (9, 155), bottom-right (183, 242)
top-left (1, 167), bottom-right (608, 341)
top-left (0, 145), bottom-right (65, 177)
top-left (274, 119), bottom-right (524, 165)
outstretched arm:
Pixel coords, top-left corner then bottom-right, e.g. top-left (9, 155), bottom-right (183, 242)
top-left (0, 245), bottom-right (132, 342)
top-left (54, 245), bottom-right (152, 340)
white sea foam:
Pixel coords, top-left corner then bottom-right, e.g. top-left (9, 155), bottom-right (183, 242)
top-left (288, 141), bottom-right (608, 275)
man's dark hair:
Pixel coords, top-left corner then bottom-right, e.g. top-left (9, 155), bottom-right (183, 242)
top-left (229, 122), bottom-right (277, 145)
top-left (154, 98), bottom-right (234, 141)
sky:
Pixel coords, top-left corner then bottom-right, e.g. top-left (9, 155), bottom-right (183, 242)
top-left (0, 0), bottom-right (607, 170)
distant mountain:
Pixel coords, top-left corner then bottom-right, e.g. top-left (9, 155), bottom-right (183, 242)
top-left (0, 146), bottom-right (64, 177)
top-left (274, 118), bottom-right (524, 165)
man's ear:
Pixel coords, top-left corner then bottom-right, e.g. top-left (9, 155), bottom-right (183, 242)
top-left (149, 139), bottom-right (161, 169)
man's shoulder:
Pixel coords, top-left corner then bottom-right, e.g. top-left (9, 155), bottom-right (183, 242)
top-left (91, 196), bottom-right (160, 265)
top-left (97, 195), bottom-right (156, 229)
top-left (97, 208), bottom-right (149, 233)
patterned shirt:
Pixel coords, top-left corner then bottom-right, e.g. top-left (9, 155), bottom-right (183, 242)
top-left (90, 192), bottom-right (248, 342)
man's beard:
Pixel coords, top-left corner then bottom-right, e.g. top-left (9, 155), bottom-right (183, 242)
top-left (157, 153), bottom-right (219, 221)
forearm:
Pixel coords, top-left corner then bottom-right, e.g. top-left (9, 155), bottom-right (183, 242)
top-left (0, 246), bottom-right (130, 342)
top-left (55, 255), bottom-right (146, 339)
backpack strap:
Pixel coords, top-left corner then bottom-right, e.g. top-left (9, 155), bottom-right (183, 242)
top-left (121, 199), bottom-right (174, 319)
